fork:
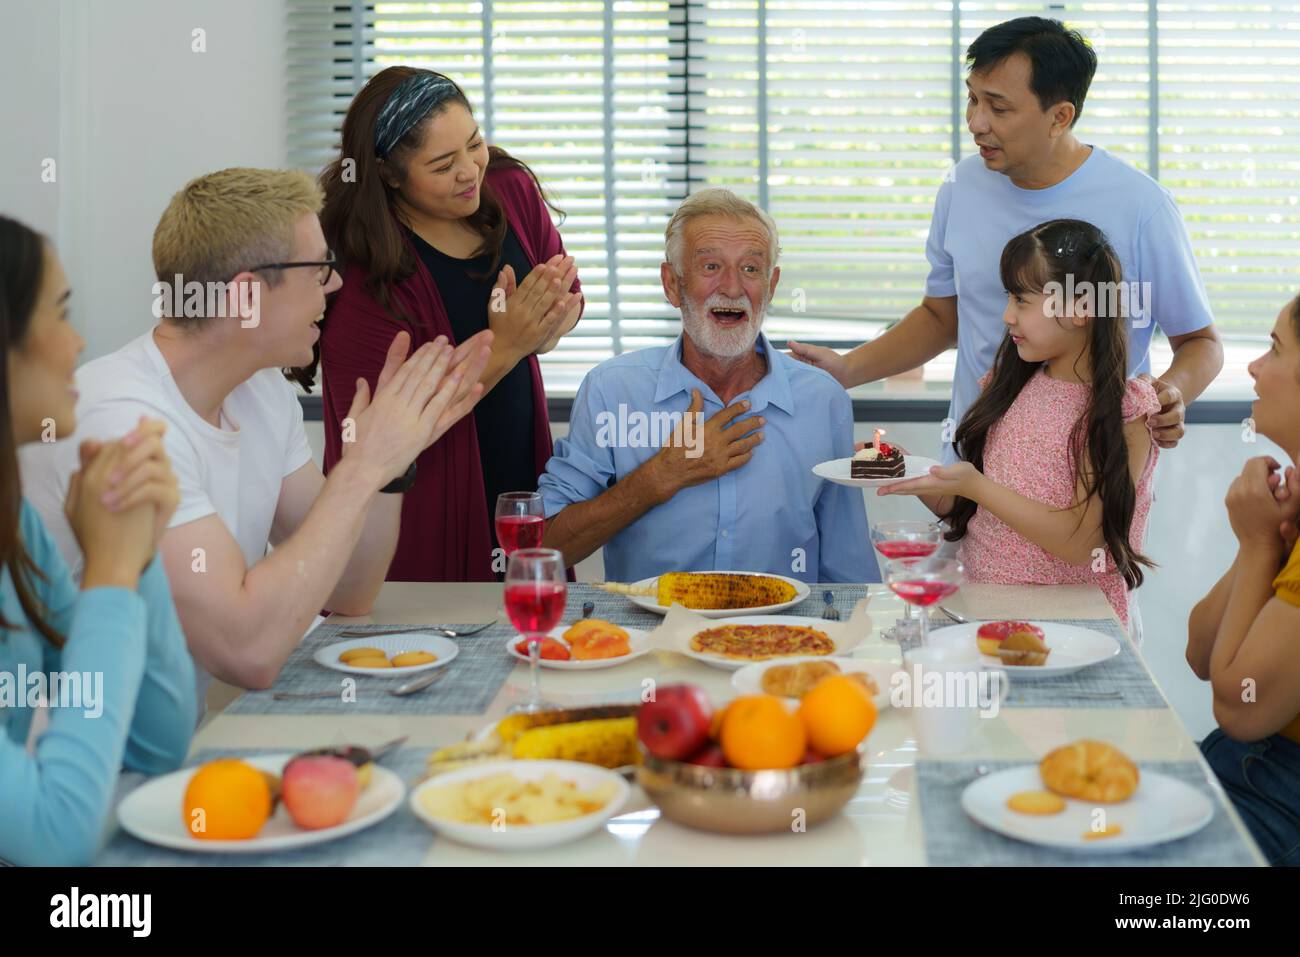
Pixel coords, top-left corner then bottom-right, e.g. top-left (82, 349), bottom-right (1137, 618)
top-left (820, 590), bottom-right (841, 621)
top-left (338, 621), bottom-right (497, 639)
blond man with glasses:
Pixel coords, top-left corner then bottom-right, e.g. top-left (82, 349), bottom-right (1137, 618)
top-left (22, 168), bottom-right (492, 710)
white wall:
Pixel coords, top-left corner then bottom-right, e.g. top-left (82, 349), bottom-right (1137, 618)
top-left (0, 0), bottom-right (287, 360)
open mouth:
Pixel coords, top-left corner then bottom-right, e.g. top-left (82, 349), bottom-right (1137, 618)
top-left (978, 144), bottom-right (1000, 157)
top-left (709, 307), bottom-right (749, 326)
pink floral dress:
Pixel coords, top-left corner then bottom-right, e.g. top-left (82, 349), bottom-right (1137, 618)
top-left (959, 369), bottom-right (1160, 627)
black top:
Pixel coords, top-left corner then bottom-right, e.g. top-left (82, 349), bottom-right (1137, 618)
top-left (408, 225), bottom-right (538, 556)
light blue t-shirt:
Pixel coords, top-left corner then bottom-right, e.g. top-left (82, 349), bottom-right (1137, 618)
top-left (926, 146), bottom-right (1214, 460)
top-left (539, 333), bottom-right (875, 583)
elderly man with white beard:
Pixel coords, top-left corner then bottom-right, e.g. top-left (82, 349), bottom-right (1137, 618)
top-left (539, 189), bottom-right (873, 584)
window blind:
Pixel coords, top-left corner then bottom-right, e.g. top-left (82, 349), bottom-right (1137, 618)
top-left (286, 0), bottom-right (1297, 377)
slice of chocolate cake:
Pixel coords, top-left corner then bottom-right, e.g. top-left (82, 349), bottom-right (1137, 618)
top-left (851, 441), bottom-right (905, 479)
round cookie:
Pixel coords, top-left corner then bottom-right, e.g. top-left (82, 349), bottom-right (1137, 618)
top-left (339, 647), bottom-right (386, 663)
top-left (1006, 790), bottom-right (1066, 815)
top-left (391, 651), bottom-right (438, 667)
top-left (347, 657), bottom-right (393, 669)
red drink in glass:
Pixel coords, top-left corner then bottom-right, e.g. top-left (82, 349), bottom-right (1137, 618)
top-left (888, 578), bottom-right (960, 607)
top-left (504, 582), bottom-right (567, 634)
top-left (496, 514), bottom-right (545, 554)
top-left (874, 540), bottom-right (940, 560)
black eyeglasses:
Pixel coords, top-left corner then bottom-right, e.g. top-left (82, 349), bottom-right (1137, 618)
top-left (249, 250), bottom-right (337, 287)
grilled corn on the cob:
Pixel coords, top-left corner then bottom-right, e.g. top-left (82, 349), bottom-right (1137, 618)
top-left (658, 571), bottom-right (795, 609)
top-left (511, 717), bottom-right (639, 768)
top-left (597, 572), bottom-right (796, 609)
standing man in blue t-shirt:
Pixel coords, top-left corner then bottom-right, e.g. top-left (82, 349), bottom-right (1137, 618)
top-left (789, 16), bottom-right (1223, 456)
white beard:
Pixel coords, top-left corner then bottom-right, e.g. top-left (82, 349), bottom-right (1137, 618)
top-left (680, 291), bottom-right (766, 359)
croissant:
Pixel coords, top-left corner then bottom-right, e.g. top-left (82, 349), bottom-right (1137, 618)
top-left (1039, 739), bottom-right (1139, 803)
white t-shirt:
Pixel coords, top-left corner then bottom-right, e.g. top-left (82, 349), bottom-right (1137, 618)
top-left (19, 329), bottom-right (314, 703)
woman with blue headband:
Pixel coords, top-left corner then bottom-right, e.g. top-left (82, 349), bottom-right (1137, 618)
top-left (301, 67), bottom-right (582, 581)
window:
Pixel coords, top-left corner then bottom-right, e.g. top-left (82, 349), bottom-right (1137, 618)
top-left (287, 0), bottom-right (1300, 384)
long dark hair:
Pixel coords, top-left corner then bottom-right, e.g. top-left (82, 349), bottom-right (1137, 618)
top-left (0, 216), bottom-right (62, 647)
top-left (289, 67), bottom-right (560, 391)
top-left (944, 218), bottom-right (1154, 589)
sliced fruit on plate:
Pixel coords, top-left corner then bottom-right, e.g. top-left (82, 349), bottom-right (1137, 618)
top-left (569, 632), bottom-right (631, 660)
top-left (513, 637), bottom-right (570, 660)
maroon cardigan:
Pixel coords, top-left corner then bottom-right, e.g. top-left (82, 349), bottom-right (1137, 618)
top-left (320, 166), bottom-right (582, 581)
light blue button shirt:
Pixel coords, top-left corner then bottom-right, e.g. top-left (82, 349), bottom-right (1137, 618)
top-left (540, 333), bottom-right (875, 583)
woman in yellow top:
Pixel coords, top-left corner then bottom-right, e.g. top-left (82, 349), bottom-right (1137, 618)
top-left (1188, 293), bottom-right (1300, 867)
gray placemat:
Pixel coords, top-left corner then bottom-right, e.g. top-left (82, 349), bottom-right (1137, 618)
top-left (930, 616), bottom-right (1168, 710)
top-left (99, 748), bottom-right (434, 866)
top-left (224, 621), bottom-right (517, 716)
top-left (916, 759), bottom-right (1261, 866)
top-left (563, 584), bottom-right (671, 629)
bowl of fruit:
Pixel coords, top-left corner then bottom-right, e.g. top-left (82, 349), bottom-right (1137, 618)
top-left (635, 680), bottom-right (875, 834)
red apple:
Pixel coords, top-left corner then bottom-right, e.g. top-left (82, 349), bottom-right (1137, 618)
top-left (638, 684), bottom-right (713, 760)
top-left (281, 755), bottom-right (359, 830)
top-left (688, 743), bottom-right (728, 767)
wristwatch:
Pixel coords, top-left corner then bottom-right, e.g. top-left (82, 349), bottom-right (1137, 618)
top-left (380, 460), bottom-right (417, 494)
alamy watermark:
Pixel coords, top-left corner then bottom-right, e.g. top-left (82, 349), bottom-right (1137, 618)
top-left (0, 666), bottom-right (104, 719)
top-left (889, 662), bottom-right (1005, 717)
top-left (1044, 275), bottom-right (1152, 329)
top-left (151, 275), bottom-right (261, 327)
top-left (594, 404), bottom-right (703, 457)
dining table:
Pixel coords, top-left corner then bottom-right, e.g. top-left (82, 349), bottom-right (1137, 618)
top-left (100, 580), bottom-right (1266, 866)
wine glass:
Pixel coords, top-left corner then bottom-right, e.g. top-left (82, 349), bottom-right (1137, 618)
top-left (495, 491), bottom-right (545, 557)
top-left (883, 556), bottom-right (964, 648)
top-left (503, 548), bottom-right (567, 714)
top-left (871, 521), bottom-right (943, 639)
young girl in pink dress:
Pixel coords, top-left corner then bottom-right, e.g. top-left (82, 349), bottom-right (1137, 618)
top-left (881, 219), bottom-right (1159, 629)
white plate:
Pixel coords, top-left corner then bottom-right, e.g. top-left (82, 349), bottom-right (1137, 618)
top-left (409, 760), bottom-right (630, 851)
top-left (961, 765), bottom-right (1213, 853)
top-left (813, 455), bottom-right (941, 489)
top-left (625, 571), bottom-right (811, 618)
top-left (929, 621), bottom-right (1121, 678)
top-left (314, 634), bottom-right (460, 676)
top-left (731, 656), bottom-right (897, 711)
top-left (116, 753), bottom-right (404, 854)
top-left (680, 615), bottom-right (862, 671)
top-left (505, 624), bottom-right (655, 670)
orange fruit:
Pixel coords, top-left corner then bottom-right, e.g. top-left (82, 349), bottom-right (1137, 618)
top-left (797, 674), bottom-right (877, 756)
top-left (182, 759), bottom-right (273, 841)
top-left (719, 695), bottom-right (806, 770)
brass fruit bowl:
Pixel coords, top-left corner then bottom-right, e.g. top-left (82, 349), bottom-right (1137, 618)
top-left (636, 746), bottom-right (864, 834)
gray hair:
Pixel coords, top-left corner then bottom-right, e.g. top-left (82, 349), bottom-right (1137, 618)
top-left (664, 188), bottom-right (780, 276)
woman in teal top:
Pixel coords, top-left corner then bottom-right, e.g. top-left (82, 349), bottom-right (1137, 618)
top-left (0, 215), bottom-right (196, 866)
